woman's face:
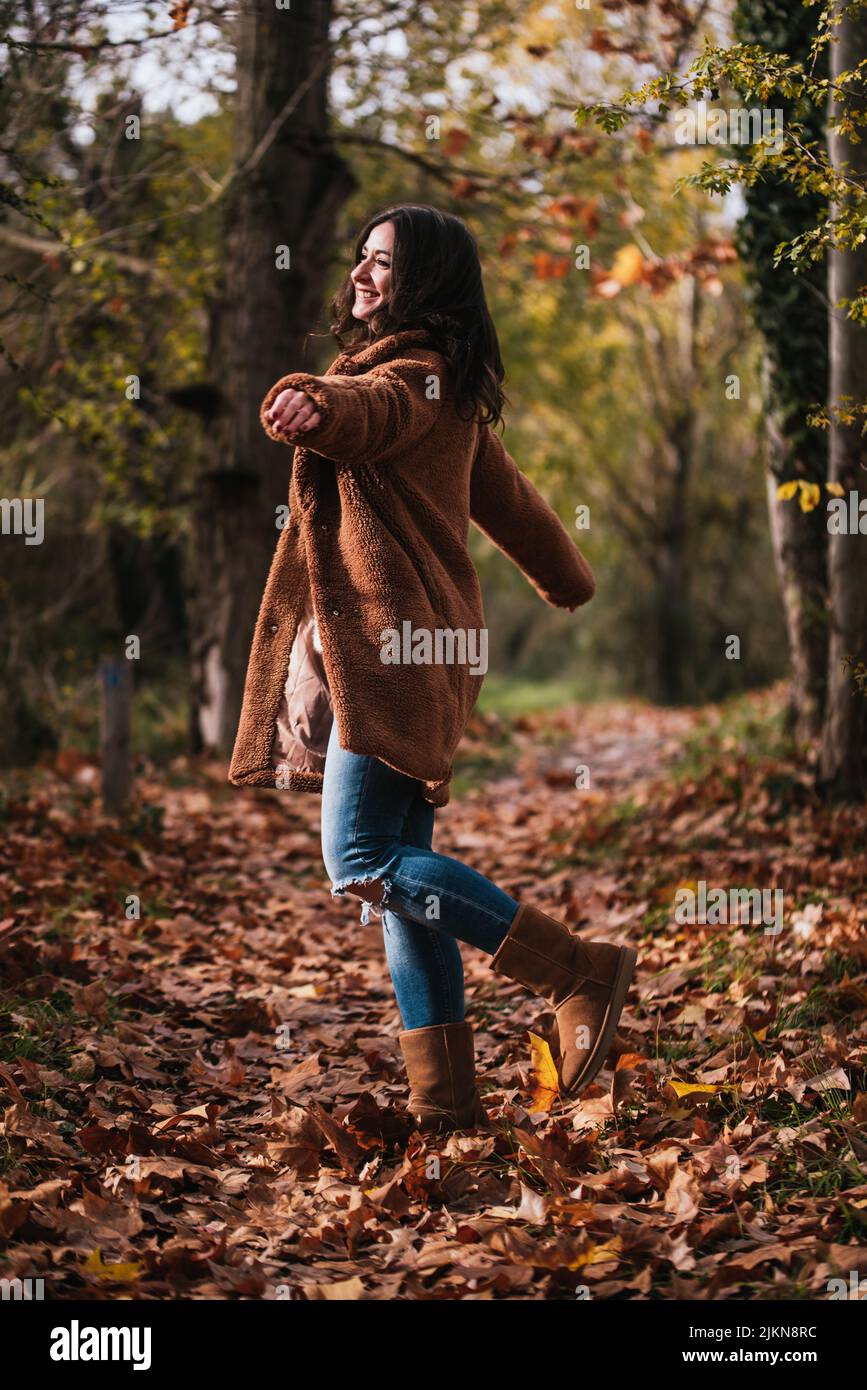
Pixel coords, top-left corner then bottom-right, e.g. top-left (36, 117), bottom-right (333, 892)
top-left (350, 220), bottom-right (394, 321)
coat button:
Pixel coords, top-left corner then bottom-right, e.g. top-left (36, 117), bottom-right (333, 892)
top-left (270, 624), bottom-right (278, 633)
top-left (320, 522), bottom-right (328, 532)
top-left (331, 608), bottom-right (340, 617)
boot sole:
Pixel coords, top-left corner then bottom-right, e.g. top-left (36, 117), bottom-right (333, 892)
top-left (562, 945), bottom-right (638, 1097)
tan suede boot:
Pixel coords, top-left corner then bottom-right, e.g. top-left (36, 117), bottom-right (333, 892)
top-left (491, 904), bottom-right (637, 1096)
top-left (399, 1021), bottom-right (490, 1134)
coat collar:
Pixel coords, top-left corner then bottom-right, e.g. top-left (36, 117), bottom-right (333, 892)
top-left (293, 329), bottom-right (437, 512)
top-left (293, 330), bottom-right (438, 513)
top-left (328, 329), bottom-right (436, 377)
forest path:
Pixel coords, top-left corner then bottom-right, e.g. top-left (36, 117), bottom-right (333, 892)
top-left (1, 694), bottom-right (862, 1300)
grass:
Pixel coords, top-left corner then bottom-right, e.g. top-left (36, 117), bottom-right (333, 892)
top-left (672, 688), bottom-right (794, 782)
top-left (764, 1127), bottom-right (865, 1219)
top-left (44, 889), bottom-right (99, 939)
top-left (0, 993), bottom-right (76, 1068)
top-left (769, 983), bottom-right (855, 1035)
top-left (451, 748), bottom-right (516, 798)
top-left (476, 674), bottom-right (594, 718)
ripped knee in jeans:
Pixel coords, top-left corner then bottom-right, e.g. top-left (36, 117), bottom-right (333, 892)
top-left (331, 873), bottom-right (393, 926)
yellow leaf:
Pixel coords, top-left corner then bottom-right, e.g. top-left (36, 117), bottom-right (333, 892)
top-left (826, 481), bottom-right (845, 497)
top-left (610, 244), bottom-right (645, 287)
top-left (776, 480), bottom-right (799, 501)
top-left (799, 481), bottom-right (821, 512)
top-left (667, 1080), bottom-right (721, 1098)
top-left (570, 1236), bottom-right (623, 1269)
top-left (83, 1249), bottom-right (141, 1283)
top-left (528, 1031), bottom-right (559, 1112)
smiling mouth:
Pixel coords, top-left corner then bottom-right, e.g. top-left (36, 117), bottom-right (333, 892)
top-left (355, 287), bottom-right (379, 301)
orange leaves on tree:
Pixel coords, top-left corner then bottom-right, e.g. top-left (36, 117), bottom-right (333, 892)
top-left (521, 130), bottom-right (563, 160)
top-left (593, 243), bottom-right (647, 299)
top-left (533, 252), bottom-right (570, 280)
top-left (589, 28), bottom-right (653, 60)
top-left (611, 243), bottom-right (645, 286)
top-left (450, 177), bottom-right (480, 200)
top-left (442, 127), bottom-right (470, 158)
top-left (547, 194), bottom-right (585, 222)
top-left (589, 29), bottom-right (618, 53)
top-left (594, 238), bottom-right (736, 299)
top-left (170, 2), bottom-right (191, 31)
top-left (579, 195), bottom-right (601, 238)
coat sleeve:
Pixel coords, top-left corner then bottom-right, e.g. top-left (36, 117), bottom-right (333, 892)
top-left (469, 424), bottom-right (596, 610)
top-left (259, 359), bottom-right (441, 465)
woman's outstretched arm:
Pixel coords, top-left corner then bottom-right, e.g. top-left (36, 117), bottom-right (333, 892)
top-left (469, 423), bottom-right (596, 610)
top-left (260, 358), bottom-right (442, 465)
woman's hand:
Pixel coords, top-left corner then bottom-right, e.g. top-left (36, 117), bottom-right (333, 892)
top-left (266, 388), bottom-right (322, 437)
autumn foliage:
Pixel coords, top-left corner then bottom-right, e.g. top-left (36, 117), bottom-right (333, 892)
top-left (1, 694), bottom-right (865, 1300)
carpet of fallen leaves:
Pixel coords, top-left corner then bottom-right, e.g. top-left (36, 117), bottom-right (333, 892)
top-left (1, 688), bottom-right (866, 1301)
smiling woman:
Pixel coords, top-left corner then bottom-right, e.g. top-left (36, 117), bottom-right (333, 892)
top-left (265, 223), bottom-right (396, 437)
top-left (351, 219), bottom-right (394, 318)
top-left (331, 204), bottom-right (510, 426)
top-left (231, 203), bottom-right (634, 1139)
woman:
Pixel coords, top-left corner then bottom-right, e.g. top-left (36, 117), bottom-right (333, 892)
top-left (229, 204), bottom-right (636, 1133)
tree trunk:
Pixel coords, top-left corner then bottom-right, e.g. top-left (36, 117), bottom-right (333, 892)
top-left (734, 0), bottom-right (829, 740)
top-left (653, 275), bottom-right (698, 704)
top-left (764, 398), bottom-right (827, 742)
top-left (195, 0), bottom-right (355, 755)
top-left (820, 7), bottom-right (867, 793)
top-left (100, 657), bottom-right (133, 816)
top-left (653, 529), bottom-right (690, 704)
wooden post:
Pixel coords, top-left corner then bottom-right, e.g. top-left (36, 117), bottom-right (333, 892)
top-left (100, 656), bottom-right (132, 815)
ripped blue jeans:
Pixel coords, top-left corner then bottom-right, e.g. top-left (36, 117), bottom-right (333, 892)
top-left (321, 719), bottom-right (519, 1030)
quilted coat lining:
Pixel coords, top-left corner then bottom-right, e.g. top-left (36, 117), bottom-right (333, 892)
top-left (271, 599), bottom-right (333, 777)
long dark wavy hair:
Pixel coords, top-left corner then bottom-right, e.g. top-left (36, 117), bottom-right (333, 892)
top-left (330, 204), bottom-right (507, 427)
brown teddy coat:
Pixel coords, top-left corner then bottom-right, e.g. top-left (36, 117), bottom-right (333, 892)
top-left (227, 328), bottom-right (596, 806)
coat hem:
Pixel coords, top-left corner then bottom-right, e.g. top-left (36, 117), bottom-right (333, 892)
top-left (227, 758), bottom-right (451, 807)
top-left (228, 765), bottom-right (324, 794)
